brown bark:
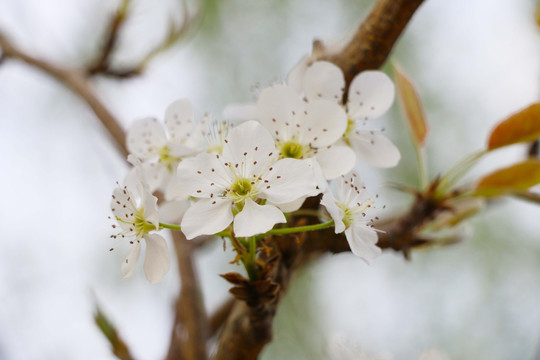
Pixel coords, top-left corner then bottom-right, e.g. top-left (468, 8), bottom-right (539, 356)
top-left (320, 0), bottom-right (425, 91)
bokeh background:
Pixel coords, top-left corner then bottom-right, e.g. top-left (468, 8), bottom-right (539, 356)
top-left (0, 0), bottom-right (540, 359)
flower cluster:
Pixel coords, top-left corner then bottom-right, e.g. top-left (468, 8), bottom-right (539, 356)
top-left (109, 61), bottom-right (400, 282)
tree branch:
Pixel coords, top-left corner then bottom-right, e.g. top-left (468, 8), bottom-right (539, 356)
top-left (166, 231), bottom-right (208, 360)
top-left (88, 0), bottom-right (131, 76)
top-left (214, 0), bottom-right (428, 357)
top-left (319, 0), bottom-right (425, 89)
top-left (0, 32), bottom-right (128, 157)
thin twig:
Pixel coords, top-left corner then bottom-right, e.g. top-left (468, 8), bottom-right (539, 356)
top-left (0, 32), bottom-right (128, 157)
top-left (88, 0), bottom-right (131, 76)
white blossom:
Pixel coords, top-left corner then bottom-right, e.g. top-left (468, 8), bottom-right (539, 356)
top-left (296, 61), bottom-right (401, 168)
top-left (320, 171), bottom-right (381, 264)
top-left (110, 180), bottom-right (170, 284)
top-left (177, 120), bottom-right (318, 239)
top-left (257, 84), bottom-right (354, 179)
top-left (126, 98), bottom-right (209, 199)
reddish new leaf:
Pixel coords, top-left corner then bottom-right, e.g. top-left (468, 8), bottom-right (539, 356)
top-left (394, 63), bottom-right (428, 147)
top-left (475, 160), bottom-right (540, 197)
top-left (487, 103), bottom-right (540, 150)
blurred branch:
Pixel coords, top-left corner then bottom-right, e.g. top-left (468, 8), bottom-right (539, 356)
top-left (166, 231), bottom-right (208, 360)
top-left (89, 0), bottom-right (202, 79)
top-left (318, 0), bottom-right (425, 91)
top-left (0, 32), bottom-right (128, 157)
top-left (94, 305), bottom-right (136, 360)
top-left (88, 0), bottom-right (132, 76)
top-left (208, 298), bottom-right (236, 338)
top-left (214, 189), bottom-right (444, 359)
top-left (528, 140), bottom-right (539, 158)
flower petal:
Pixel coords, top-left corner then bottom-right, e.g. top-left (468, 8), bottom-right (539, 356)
top-left (286, 55), bottom-right (311, 94)
top-left (142, 187), bottom-right (160, 227)
top-left (257, 85), bottom-right (304, 140)
top-left (143, 233), bottom-right (170, 284)
top-left (349, 131), bottom-right (401, 168)
top-left (159, 199), bottom-right (190, 224)
top-left (181, 198), bottom-right (233, 239)
top-left (222, 103), bottom-right (258, 120)
top-left (111, 187), bottom-right (137, 230)
top-left (176, 153), bottom-right (230, 197)
top-left (271, 197), bottom-right (306, 213)
top-left (121, 242), bottom-right (141, 279)
top-left (260, 158), bottom-right (317, 204)
top-left (344, 225), bottom-right (381, 265)
top-left (221, 120), bottom-right (277, 176)
top-left (320, 192), bottom-right (346, 233)
top-left (127, 117), bottom-right (167, 159)
top-left (303, 61), bottom-right (345, 103)
top-left (303, 99), bottom-right (347, 148)
top-left (348, 71), bottom-right (395, 121)
top-left (315, 145), bottom-right (356, 179)
top-left (234, 198), bottom-right (286, 237)
top-left (165, 99), bottom-right (194, 143)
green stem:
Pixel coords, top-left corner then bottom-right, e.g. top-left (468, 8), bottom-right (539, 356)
top-left (256, 220), bottom-right (335, 239)
top-left (416, 146), bottom-right (428, 190)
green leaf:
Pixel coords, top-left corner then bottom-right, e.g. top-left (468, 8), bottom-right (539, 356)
top-left (487, 103), bottom-right (540, 150)
top-left (393, 62), bottom-right (429, 147)
top-left (94, 304), bottom-right (134, 360)
top-left (475, 160), bottom-right (540, 197)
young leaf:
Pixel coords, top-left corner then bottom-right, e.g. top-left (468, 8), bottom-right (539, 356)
top-left (475, 160), bottom-right (540, 197)
top-left (393, 63), bottom-right (428, 147)
top-left (94, 305), bottom-right (134, 360)
top-left (487, 103), bottom-right (540, 150)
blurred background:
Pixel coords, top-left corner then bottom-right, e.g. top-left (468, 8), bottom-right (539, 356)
top-left (0, 0), bottom-right (540, 359)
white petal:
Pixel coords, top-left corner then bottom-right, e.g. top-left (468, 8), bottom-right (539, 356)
top-left (165, 99), bottom-right (194, 143)
top-left (302, 99), bottom-right (347, 148)
top-left (286, 55), bottom-right (311, 94)
top-left (348, 71), bottom-right (395, 120)
top-left (303, 61), bottom-right (345, 103)
top-left (222, 103), bottom-right (258, 120)
top-left (221, 120), bottom-right (277, 175)
top-left (335, 171), bottom-right (370, 207)
top-left (234, 198), bottom-right (286, 237)
top-left (143, 233), bottom-right (170, 284)
top-left (315, 145), bottom-right (356, 179)
top-left (257, 85), bottom-right (304, 140)
top-left (180, 198), bottom-right (233, 239)
top-left (349, 131), bottom-right (401, 168)
top-left (272, 197), bottom-right (306, 213)
top-left (111, 187), bottom-right (137, 229)
top-left (121, 243), bottom-right (141, 279)
top-left (320, 192), bottom-right (346, 233)
top-left (260, 158), bottom-right (317, 204)
top-left (127, 117), bottom-right (167, 159)
top-left (142, 188), bottom-right (160, 227)
top-left (344, 225), bottom-right (381, 264)
top-left (159, 199), bottom-right (191, 224)
top-left (176, 152), bottom-right (230, 197)
top-left (125, 162), bottom-right (165, 195)
top-left (161, 199), bottom-right (189, 224)
top-left (304, 157), bottom-right (328, 194)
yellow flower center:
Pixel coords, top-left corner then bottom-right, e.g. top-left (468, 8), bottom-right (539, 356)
top-left (280, 141), bottom-right (305, 159)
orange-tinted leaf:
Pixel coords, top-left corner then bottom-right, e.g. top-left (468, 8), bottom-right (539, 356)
top-left (475, 160), bottom-right (540, 197)
top-left (487, 103), bottom-right (540, 150)
top-left (393, 63), bottom-right (428, 146)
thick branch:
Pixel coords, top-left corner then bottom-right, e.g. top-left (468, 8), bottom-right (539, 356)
top-left (320, 0), bottom-right (425, 88)
top-left (166, 231), bottom-right (208, 360)
top-left (0, 32), bottom-right (128, 157)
